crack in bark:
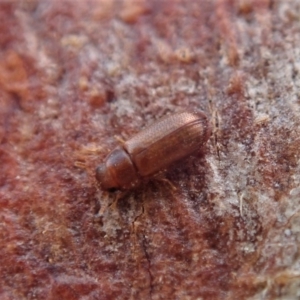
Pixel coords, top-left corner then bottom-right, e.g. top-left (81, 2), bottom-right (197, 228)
top-left (131, 205), bottom-right (153, 299)
top-left (131, 204), bottom-right (145, 232)
top-left (141, 233), bottom-right (154, 300)
top-left (208, 95), bottom-right (221, 163)
top-left (213, 109), bottom-right (221, 163)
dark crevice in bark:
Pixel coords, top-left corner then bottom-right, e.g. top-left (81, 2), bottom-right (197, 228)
top-left (141, 233), bottom-right (154, 300)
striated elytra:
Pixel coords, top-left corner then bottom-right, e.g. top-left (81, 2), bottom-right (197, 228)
top-left (96, 111), bottom-right (211, 191)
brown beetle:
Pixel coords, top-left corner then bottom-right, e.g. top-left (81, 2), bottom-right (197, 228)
top-left (96, 111), bottom-right (211, 190)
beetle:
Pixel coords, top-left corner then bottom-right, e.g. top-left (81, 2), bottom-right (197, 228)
top-left (96, 111), bottom-right (211, 191)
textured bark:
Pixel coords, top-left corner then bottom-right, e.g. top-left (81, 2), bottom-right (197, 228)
top-left (1, 0), bottom-right (300, 299)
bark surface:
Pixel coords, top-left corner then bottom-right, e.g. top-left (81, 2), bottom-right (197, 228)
top-left (1, 1), bottom-right (300, 299)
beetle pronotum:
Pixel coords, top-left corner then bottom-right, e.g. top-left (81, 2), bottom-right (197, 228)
top-left (96, 111), bottom-right (211, 191)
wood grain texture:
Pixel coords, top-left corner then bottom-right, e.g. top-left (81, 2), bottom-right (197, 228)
top-left (1, 0), bottom-right (300, 299)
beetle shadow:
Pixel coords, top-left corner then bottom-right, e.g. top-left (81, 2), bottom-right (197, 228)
top-left (94, 173), bottom-right (179, 222)
top-left (93, 145), bottom-right (210, 222)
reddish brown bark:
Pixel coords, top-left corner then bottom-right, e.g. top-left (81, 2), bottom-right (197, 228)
top-left (1, 0), bottom-right (300, 299)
